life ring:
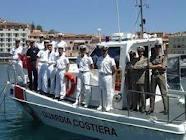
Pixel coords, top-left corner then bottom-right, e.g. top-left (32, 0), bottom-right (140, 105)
top-left (65, 72), bottom-right (77, 96)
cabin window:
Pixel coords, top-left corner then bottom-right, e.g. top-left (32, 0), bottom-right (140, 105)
top-left (91, 46), bottom-right (120, 69)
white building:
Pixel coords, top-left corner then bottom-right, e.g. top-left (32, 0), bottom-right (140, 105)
top-left (0, 19), bottom-right (30, 52)
top-left (169, 34), bottom-right (186, 54)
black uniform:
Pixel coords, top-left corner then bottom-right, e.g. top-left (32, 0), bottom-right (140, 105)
top-left (26, 47), bottom-right (39, 90)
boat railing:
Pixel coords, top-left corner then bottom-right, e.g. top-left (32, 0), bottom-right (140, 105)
top-left (126, 88), bottom-right (186, 123)
top-left (83, 81), bottom-right (186, 124)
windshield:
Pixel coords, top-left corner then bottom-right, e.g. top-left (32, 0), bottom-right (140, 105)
top-left (91, 46), bottom-right (120, 68)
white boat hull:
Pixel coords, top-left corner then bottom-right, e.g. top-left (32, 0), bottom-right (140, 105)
top-left (10, 85), bottom-right (186, 140)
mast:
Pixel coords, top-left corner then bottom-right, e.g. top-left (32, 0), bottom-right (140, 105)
top-left (139, 0), bottom-right (144, 39)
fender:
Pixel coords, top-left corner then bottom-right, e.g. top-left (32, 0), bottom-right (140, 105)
top-left (65, 72), bottom-right (77, 96)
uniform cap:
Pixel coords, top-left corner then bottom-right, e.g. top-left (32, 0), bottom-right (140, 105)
top-left (99, 44), bottom-right (109, 49)
top-left (129, 50), bottom-right (136, 56)
top-left (79, 45), bottom-right (87, 50)
top-left (15, 38), bottom-right (21, 42)
top-left (48, 34), bottom-right (55, 37)
top-left (27, 38), bottom-right (36, 42)
top-left (44, 40), bottom-right (50, 43)
top-left (57, 43), bottom-right (64, 49)
top-left (57, 33), bottom-right (64, 37)
top-left (137, 46), bottom-right (145, 52)
top-left (47, 43), bottom-right (53, 46)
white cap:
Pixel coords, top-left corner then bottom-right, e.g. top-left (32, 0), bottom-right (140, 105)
top-left (44, 40), bottom-right (50, 43)
top-left (57, 33), bottom-right (64, 37)
top-left (99, 44), bottom-right (109, 49)
top-left (15, 38), bottom-right (21, 41)
top-left (57, 43), bottom-right (64, 49)
top-left (79, 45), bottom-right (87, 49)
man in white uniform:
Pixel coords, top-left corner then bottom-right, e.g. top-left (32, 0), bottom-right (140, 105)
top-left (56, 33), bottom-right (67, 52)
top-left (10, 38), bottom-right (25, 83)
top-left (10, 38), bottom-right (23, 67)
top-left (47, 43), bottom-right (57, 97)
top-left (35, 35), bottom-right (45, 50)
top-left (97, 45), bottom-right (116, 112)
top-left (37, 40), bottom-right (50, 94)
top-left (73, 45), bottom-right (94, 107)
top-left (55, 44), bottom-right (69, 100)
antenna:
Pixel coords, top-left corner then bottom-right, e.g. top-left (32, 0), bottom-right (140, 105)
top-left (115, 0), bottom-right (121, 34)
top-left (136, 0), bottom-right (149, 38)
top-left (139, 0), bottom-right (144, 38)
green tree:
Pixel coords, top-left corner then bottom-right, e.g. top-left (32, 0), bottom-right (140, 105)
top-left (48, 29), bottom-right (56, 34)
top-left (36, 25), bottom-right (43, 31)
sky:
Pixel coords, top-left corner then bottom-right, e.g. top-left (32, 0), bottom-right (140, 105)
top-left (0, 0), bottom-right (186, 35)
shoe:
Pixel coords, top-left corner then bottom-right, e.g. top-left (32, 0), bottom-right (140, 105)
top-left (139, 108), bottom-right (145, 113)
top-left (97, 106), bottom-right (102, 111)
top-left (133, 108), bottom-right (138, 112)
top-left (146, 109), bottom-right (154, 115)
top-left (72, 101), bottom-right (78, 107)
top-left (54, 96), bottom-right (60, 100)
top-left (160, 110), bottom-right (168, 115)
top-left (84, 104), bottom-right (88, 108)
top-left (59, 95), bottom-right (65, 101)
top-left (106, 107), bottom-right (112, 112)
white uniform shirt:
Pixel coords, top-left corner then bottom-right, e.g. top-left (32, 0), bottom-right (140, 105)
top-left (10, 46), bottom-right (23, 62)
top-left (56, 54), bottom-right (69, 70)
top-left (50, 40), bottom-right (57, 51)
top-left (48, 51), bottom-right (56, 64)
top-left (36, 42), bottom-right (44, 50)
top-left (97, 54), bottom-right (116, 74)
top-left (76, 54), bottom-right (93, 72)
top-left (37, 49), bottom-right (48, 63)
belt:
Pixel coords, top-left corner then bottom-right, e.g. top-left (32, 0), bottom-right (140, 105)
top-left (57, 68), bottom-right (65, 71)
top-left (152, 71), bottom-right (165, 75)
top-left (100, 72), bottom-right (112, 76)
top-left (79, 71), bottom-right (89, 73)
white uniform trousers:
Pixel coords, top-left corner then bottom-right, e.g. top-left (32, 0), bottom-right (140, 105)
top-left (38, 63), bottom-right (48, 93)
top-left (48, 65), bottom-right (56, 95)
top-left (98, 74), bottom-right (113, 110)
top-left (76, 71), bottom-right (91, 105)
top-left (13, 61), bottom-right (25, 83)
top-left (55, 69), bottom-right (66, 98)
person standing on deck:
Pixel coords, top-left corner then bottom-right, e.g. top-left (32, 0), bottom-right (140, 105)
top-left (10, 38), bottom-right (23, 68)
top-left (47, 43), bottom-right (57, 97)
top-left (54, 43), bottom-right (69, 100)
top-left (73, 45), bottom-right (94, 107)
top-left (56, 33), bottom-right (67, 55)
top-left (37, 40), bottom-right (50, 94)
top-left (35, 35), bottom-right (45, 50)
top-left (125, 50), bottom-right (138, 110)
top-left (147, 44), bottom-right (168, 115)
top-left (132, 46), bottom-right (147, 113)
top-left (26, 39), bottom-right (40, 90)
top-left (96, 45), bottom-right (116, 112)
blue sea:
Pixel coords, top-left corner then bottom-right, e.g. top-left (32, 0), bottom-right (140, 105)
top-left (0, 64), bottom-right (92, 140)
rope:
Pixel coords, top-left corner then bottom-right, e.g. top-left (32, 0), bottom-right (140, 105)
top-left (0, 82), bottom-right (10, 112)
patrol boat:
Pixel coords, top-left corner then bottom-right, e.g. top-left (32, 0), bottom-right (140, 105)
top-left (4, 37), bottom-right (186, 140)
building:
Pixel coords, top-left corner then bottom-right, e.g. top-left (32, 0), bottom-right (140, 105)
top-left (169, 33), bottom-right (186, 54)
top-left (0, 18), bottom-right (30, 52)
